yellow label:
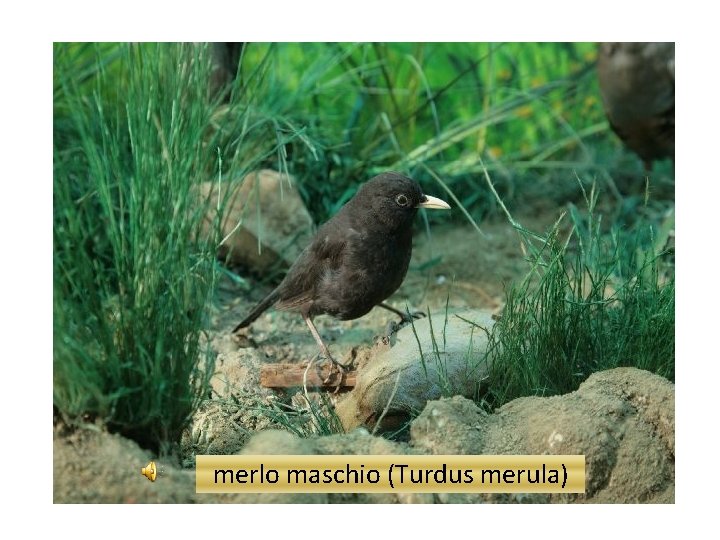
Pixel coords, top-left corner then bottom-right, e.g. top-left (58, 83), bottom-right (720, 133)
top-left (196, 455), bottom-right (585, 493)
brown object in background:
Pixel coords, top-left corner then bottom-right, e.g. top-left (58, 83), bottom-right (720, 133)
top-left (209, 42), bottom-right (244, 102)
top-left (597, 42), bottom-right (674, 169)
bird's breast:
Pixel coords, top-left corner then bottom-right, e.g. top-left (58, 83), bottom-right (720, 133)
top-left (313, 229), bottom-right (413, 320)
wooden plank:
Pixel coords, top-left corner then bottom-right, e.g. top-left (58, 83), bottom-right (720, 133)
top-left (260, 363), bottom-right (357, 389)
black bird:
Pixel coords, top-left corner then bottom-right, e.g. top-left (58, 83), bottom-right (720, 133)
top-left (597, 42), bottom-right (675, 170)
top-left (233, 172), bottom-right (451, 370)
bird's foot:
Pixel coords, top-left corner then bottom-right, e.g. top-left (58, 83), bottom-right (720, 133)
top-left (320, 357), bottom-right (348, 393)
top-left (399, 309), bottom-right (425, 324)
top-left (378, 303), bottom-right (425, 329)
top-left (384, 310), bottom-right (425, 338)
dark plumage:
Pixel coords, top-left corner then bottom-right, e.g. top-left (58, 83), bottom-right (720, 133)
top-left (597, 42), bottom-right (675, 169)
top-left (233, 172), bottom-right (450, 368)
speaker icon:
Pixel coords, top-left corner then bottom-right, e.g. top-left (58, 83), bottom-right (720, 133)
top-left (141, 461), bottom-right (157, 482)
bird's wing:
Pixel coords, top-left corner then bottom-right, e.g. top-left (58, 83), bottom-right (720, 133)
top-left (274, 225), bottom-right (354, 312)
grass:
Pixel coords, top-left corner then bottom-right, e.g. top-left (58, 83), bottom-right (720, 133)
top-left (257, 391), bottom-right (345, 438)
top-left (54, 44), bottom-right (223, 452)
top-left (481, 177), bottom-right (674, 408)
top-left (53, 43), bottom-right (316, 452)
top-left (398, 167), bottom-right (673, 412)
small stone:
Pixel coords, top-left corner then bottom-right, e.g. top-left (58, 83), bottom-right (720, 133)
top-left (198, 169), bottom-right (315, 272)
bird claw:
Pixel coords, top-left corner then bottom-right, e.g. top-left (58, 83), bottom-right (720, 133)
top-left (319, 357), bottom-right (347, 393)
top-left (385, 310), bottom-right (425, 337)
top-left (400, 310), bottom-right (426, 323)
top-left (378, 303), bottom-right (425, 328)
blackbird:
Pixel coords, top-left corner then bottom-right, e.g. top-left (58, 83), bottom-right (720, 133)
top-left (233, 172), bottom-right (450, 370)
top-left (597, 42), bottom-right (675, 169)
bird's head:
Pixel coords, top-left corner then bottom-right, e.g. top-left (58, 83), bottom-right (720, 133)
top-left (352, 172), bottom-right (451, 231)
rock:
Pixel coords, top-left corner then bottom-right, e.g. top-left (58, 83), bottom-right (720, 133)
top-left (54, 368), bottom-right (674, 504)
top-left (209, 334), bottom-right (270, 398)
top-left (410, 368), bottom-right (675, 503)
top-left (199, 169), bottom-right (314, 272)
top-left (53, 427), bottom-right (195, 503)
top-left (239, 429), bottom-right (314, 455)
top-left (336, 309), bottom-right (495, 432)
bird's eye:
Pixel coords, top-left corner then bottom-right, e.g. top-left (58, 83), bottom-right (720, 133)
top-left (395, 194), bottom-right (409, 207)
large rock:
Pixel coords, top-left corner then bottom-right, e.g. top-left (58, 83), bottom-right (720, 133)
top-left (54, 368), bottom-right (674, 504)
top-left (336, 309), bottom-right (495, 432)
top-left (215, 368), bottom-right (674, 503)
top-left (53, 427), bottom-right (195, 503)
top-left (199, 169), bottom-right (314, 272)
top-left (411, 367), bottom-right (674, 503)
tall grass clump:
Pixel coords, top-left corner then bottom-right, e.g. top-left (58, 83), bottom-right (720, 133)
top-left (54, 44), bottom-right (239, 452)
top-left (483, 180), bottom-right (674, 408)
top-left (54, 43), bottom-right (327, 452)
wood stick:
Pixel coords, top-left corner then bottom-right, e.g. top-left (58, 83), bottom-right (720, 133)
top-left (260, 363), bottom-right (357, 389)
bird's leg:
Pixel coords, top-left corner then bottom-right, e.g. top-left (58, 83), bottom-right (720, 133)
top-left (302, 313), bottom-right (341, 366)
top-left (302, 313), bottom-right (346, 386)
top-left (379, 302), bottom-right (426, 325)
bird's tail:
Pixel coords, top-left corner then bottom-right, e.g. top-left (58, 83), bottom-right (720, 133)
top-left (232, 288), bottom-right (281, 333)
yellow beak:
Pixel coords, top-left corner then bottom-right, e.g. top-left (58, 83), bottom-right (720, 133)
top-left (417, 194), bottom-right (451, 210)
